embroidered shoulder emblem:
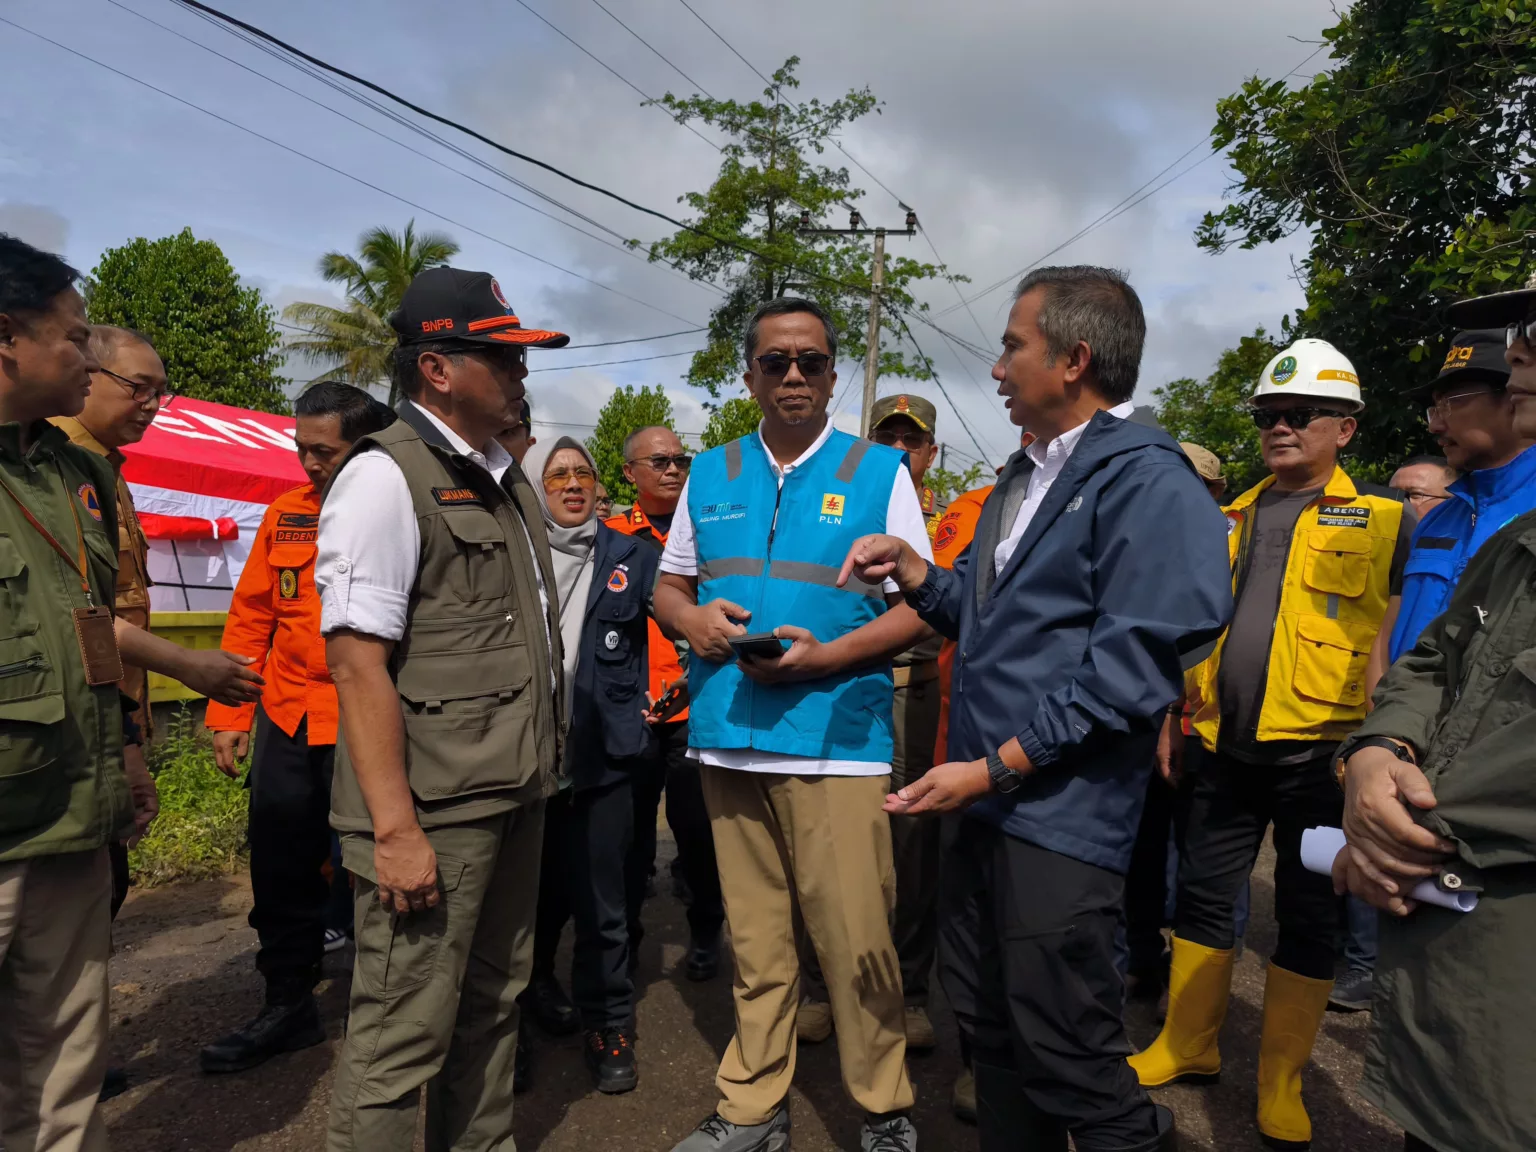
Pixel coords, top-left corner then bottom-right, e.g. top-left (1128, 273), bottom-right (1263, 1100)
top-left (77, 483), bottom-right (103, 522)
top-left (607, 568), bottom-right (629, 592)
top-left (278, 568), bottom-right (299, 599)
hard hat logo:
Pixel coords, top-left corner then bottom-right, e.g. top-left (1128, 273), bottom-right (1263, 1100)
top-left (1253, 338), bottom-right (1364, 413)
top-left (1271, 356), bottom-right (1299, 385)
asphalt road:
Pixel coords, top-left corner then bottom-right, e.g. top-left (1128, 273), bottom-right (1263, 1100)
top-left (100, 835), bottom-right (1405, 1151)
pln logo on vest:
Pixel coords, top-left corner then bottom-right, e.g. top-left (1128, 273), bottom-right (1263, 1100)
top-left (820, 493), bottom-right (846, 524)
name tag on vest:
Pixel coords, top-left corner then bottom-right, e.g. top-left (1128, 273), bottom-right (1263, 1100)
top-left (432, 487), bottom-right (484, 507)
top-left (1317, 505), bottom-right (1371, 528)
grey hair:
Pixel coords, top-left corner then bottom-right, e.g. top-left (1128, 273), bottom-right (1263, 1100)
top-left (742, 297), bottom-right (838, 367)
top-left (88, 324), bottom-right (157, 365)
top-left (1014, 266), bottom-right (1146, 404)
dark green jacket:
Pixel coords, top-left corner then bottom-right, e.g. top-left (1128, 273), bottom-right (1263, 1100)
top-left (1347, 510), bottom-right (1536, 1152)
top-left (0, 421), bottom-right (132, 862)
top-left (329, 407), bottom-right (563, 833)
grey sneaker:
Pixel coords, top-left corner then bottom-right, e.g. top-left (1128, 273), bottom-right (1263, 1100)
top-left (861, 1115), bottom-right (917, 1151)
top-left (1329, 967), bottom-right (1374, 1012)
top-left (672, 1109), bottom-right (791, 1151)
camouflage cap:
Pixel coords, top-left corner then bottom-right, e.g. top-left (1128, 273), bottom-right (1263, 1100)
top-left (870, 393), bottom-right (937, 433)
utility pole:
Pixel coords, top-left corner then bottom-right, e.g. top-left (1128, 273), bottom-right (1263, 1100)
top-left (799, 206), bottom-right (917, 438)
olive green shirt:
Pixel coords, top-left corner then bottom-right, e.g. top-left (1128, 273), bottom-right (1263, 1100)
top-left (0, 420), bottom-right (132, 862)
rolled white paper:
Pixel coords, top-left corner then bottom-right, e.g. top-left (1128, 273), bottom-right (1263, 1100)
top-left (1300, 826), bottom-right (1478, 913)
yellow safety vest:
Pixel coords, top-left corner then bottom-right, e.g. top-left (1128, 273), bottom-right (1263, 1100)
top-left (1191, 465), bottom-right (1401, 750)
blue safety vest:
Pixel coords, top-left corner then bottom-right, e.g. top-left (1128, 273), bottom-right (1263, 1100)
top-left (688, 429), bottom-right (903, 761)
top-left (1390, 444), bottom-right (1536, 662)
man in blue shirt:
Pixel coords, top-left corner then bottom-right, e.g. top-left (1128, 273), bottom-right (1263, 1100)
top-left (1335, 328), bottom-right (1535, 1012)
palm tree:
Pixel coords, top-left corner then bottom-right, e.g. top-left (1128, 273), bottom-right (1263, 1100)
top-left (283, 220), bottom-right (459, 402)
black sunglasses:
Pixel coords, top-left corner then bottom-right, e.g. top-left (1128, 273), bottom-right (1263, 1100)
top-left (1251, 406), bottom-right (1348, 431)
top-left (1508, 313), bottom-right (1536, 349)
top-left (626, 453), bottom-right (692, 472)
top-left (755, 352), bottom-right (832, 378)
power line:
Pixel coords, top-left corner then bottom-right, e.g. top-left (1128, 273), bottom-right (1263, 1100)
top-left (107, 0), bottom-right (720, 300)
top-left (889, 314), bottom-right (993, 466)
top-left (588, 0), bottom-right (716, 99)
top-left (172, 0), bottom-right (874, 299)
top-left (1, 15), bottom-right (705, 328)
top-left (564, 327), bottom-right (706, 349)
top-left (528, 348), bottom-right (702, 373)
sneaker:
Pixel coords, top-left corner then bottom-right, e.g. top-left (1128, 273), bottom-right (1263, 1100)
top-left (903, 1006), bottom-right (936, 1053)
top-left (322, 928), bottom-right (348, 954)
top-left (951, 1067), bottom-right (976, 1124)
top-left (796, 996), bottom-right (832, 1043)
top-left (686, 932), bottom-right (722, 982)
top-left (199, 996), bottom-right (324, 1074)
top-left (671, 1109), bottom-right (791, 1151)
top-left (584, 1027), bottom-right (638, 1094)
top-left (526, 973), bottom-right (580, 1036)
top-left (861, 1114), bottom-right (917, 1151)
top-left (1329, 967), bottom-right (1374, 1012)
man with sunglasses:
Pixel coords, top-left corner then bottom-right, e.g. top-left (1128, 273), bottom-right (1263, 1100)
top-left (605, 426), bottom-right (724, 984)
top-left (1331, 270), bottom-right (1536, 1152)
top-left (1130, 338), bottom-right (1411, 1150)
top-left (316, 267), bottom-right (566, 1152)
top-left (655, 297), bottom-right (935, 1152)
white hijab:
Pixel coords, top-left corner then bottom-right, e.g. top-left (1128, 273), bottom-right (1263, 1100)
top-left (522, 436), bottom-right (599, 707)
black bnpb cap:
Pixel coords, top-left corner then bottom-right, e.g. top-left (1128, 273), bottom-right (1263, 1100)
top-left (389, 267), bottom-right (569, 349)
top-left (1426, 329), bottom-right (1511, 393)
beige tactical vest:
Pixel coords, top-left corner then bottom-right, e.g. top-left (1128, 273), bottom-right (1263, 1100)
top-left (329, 418), bottom-right (563, 832)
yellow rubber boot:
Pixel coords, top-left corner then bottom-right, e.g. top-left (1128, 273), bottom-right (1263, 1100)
top-left (1128, 935), bottom-right (1235, 1087)
top-left (1256, 963), bottom-right (1333, 1150)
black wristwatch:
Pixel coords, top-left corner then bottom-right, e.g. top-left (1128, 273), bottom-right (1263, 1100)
top-left (986, 750), bottom-right (1024, 794)
top-left (1335, 736), bottom-right (1415, 789)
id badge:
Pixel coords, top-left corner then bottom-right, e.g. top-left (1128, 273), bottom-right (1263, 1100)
top-left (72, 606), bottom-right (123, 687)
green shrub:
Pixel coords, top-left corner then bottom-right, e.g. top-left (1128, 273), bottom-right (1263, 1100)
top-left (128, 708), bottom-right (249, 887)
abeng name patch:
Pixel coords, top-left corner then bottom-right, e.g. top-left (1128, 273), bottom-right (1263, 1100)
top-left (1317, 505), bottom-right (1371, 529)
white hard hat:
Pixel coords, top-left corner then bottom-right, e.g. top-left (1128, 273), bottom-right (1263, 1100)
top-left (1251, 338), bottom-right (1363, 412)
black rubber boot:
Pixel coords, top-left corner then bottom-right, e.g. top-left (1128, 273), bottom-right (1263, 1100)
top-left (584, 1027), bottom-right (638, 1094)
top-left (974, 1060), bottom-right (1068, 1152)
top-left (199, 993), bottom-right (324, 1074)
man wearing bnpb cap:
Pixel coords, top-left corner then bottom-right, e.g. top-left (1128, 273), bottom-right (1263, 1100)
top-left (1132, 338), bottom-right (1411, 1149)
top-left (316, 266), bottom-right (566, 1151)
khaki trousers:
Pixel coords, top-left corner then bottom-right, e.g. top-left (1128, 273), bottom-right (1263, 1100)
top-left (327, 802), bottom-right (543, 1152)
top-left (0, 848), bottom-right (112, 1152)
top-left (700, 766), bottom-right (913, 1125)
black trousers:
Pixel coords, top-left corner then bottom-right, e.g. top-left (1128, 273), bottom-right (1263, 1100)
top-left (570, 777), bottom-right (638, 1030)
top-left (1174, 748), bottom-right (1342, 980)
top-left (656, 720), bottom-right (724, 942)
top-left (532, 789), bottom-right (574, 980)
top-left (1124, 769), bottom-right (1177, 975)
top-left (247, 711), bottom-right (335, 1001)
top-left (627, 741), bottom-right (666, 950)
top-left (939, 818), bottom-right (1159, 1150)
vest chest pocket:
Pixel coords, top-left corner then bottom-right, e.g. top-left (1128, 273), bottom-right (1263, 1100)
top-left (594, 598), bottom-right (640, 665)
top-left (1302, 528), bottom-right (1372, 598)
top-left (0, 537), bottom-right (39, 641)
top-left (440, 509), bottom-right (511, 603)
top-left (0, 691), bottom-right (66, 836)
top-left (1292, 615), bottom-right (1374, 707)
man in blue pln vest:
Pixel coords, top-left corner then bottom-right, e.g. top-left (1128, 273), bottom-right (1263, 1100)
top-left (655, 297), bottom-right (936, 1152)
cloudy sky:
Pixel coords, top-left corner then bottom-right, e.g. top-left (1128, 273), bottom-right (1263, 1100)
top-left (0, 0), bottom-right (1336, 467)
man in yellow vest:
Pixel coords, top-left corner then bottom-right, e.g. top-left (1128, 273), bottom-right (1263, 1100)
top-left (1130, 339), bottom-right (1411, 1151)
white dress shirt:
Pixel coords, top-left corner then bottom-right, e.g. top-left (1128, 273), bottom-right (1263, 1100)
top-left (994, 401), bottom-right (1135, 575)
top-left (660, 421), bottom-right (935, 777)
top-left (316, 401), bottom-right (552, 654)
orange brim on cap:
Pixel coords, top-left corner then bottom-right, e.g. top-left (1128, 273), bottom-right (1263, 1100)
top-left (465, 315), bottom-right (570, 348)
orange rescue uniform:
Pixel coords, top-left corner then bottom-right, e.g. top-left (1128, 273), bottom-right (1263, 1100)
top-left (205, 484), bottom-right (338, 744)
top-left (930, 484), bottom-right (993, 763)
top-left (606, 504), bottom-right (687, 720)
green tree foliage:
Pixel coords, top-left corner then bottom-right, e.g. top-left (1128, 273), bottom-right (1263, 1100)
top-left (701, 396), bottom-right (763, 450)
top-left (585, 384), bottom-right (676, 505)
top-left (86, 229), bottom-right (286, 413)
top-left (643, 58), bottom-right (949, 397)
top-left (1155, 329), bottom-right (1278, 494)
top-left (283, 220), bottom-right (459, 402)
top-left (926, 460), bottom-right (990, 506)
top-left (1198, 0), bottom-right (1536, 472)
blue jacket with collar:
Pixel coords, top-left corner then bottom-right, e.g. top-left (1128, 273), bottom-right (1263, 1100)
top-left (1389, 445), bottom-right (1536, 662)
top-left (565, 523), bottom-right (657, 790)
top-left (909, 410), bottom-right (1233, 872)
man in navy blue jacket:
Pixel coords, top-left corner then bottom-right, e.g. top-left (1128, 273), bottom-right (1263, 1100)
top-left (841, 265), bottom-right (1233, 1152)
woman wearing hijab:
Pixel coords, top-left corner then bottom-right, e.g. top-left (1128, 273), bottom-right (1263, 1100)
top-left (521, 435), bottom-right (658, 1095)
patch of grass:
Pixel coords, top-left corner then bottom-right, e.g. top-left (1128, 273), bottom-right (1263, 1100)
top-left (128, 707), bottom-right (249, 887)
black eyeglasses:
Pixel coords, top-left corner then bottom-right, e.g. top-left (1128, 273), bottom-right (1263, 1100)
top-left (1250, 406), bottom-right (1348, 431)
top-left (872, 429), bottom-right (932, 453)
top-left (626, 453), bottom-right (692, 473)
top-left (1508, 313), bottom-right (1536, 349)
top-left (755, 352), bottom-right (832, 378)
top-left (94, 366), bottom-right (170, 405)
